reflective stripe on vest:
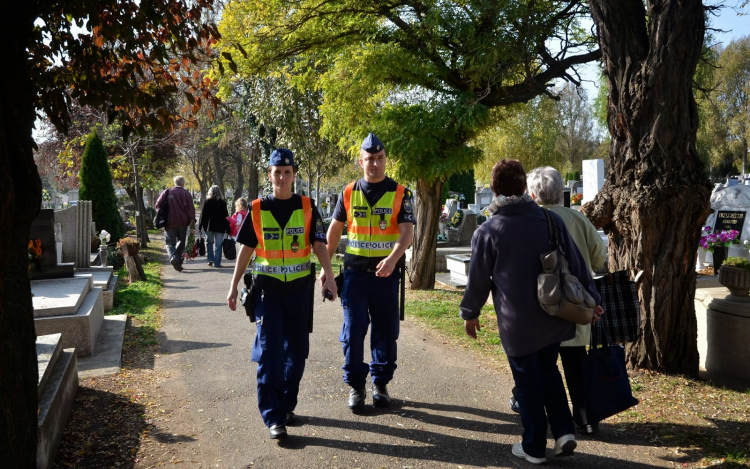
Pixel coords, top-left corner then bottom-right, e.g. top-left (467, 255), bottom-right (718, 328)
top-left (251, 196), bottom-right (312, 282)
top-left (344, 181), bottom-right (405, 258)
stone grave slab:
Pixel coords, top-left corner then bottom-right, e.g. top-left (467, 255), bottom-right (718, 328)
top-left (445, 254), bottom-right (471, 286)
top-left (32, 277), bottom-right (92, 318)
top-left (37, 347), bottom-right (77, 469)
top-left (34, 287), bottom-right (104, 357)
top-left (36, 333), bottom-right (63, 399)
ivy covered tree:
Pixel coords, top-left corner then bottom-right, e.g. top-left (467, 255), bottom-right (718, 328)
top-left (79, 131), bottom-right (125, 243)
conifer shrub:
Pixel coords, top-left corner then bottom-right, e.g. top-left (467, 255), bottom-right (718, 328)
top-left (79, 131), bottom-right (124, 242)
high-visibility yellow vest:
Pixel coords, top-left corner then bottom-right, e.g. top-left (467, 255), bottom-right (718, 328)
top-left (343, 181), bottom-right (405, 258)
top-left (251, 196), bottom-right (312, 282)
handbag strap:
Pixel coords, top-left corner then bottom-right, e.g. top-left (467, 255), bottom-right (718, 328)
top-left (542, 208), bottom-right (565, 255)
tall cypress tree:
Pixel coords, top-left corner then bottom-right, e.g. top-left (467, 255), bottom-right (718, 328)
top-left (79, 131), bottom-right (124, 243)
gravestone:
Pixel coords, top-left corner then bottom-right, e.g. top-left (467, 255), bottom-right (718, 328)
top-left (30, 210), bottom-right (58, 268)
top-left (54, 201), bottom-right (92, 268)
top-left (698, 185), bottom-right (750, 269)
top-left (563, 188), bottom-right (571, 208)
top-left (29, 210), bottom-right (74, 281)
top-left (582, 159), bottom-right (605, 205)
top-left (444, 198), bottom-right (458, 222)
top-left (457, 212), bottom-right (477, 245)
top-left (474, 188), bottom-right (494, 211)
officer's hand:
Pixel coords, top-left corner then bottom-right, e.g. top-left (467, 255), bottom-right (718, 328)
top-left (322, 275), bottom-right (338, 301)
top-left (318, 270), bottom-right (327, 287)
top-left (227, 287), bottom-right (238, 311)
top-left (375, 257), bottom-right (397, 277)
top-left (464, 319), bottom-right (481, 339)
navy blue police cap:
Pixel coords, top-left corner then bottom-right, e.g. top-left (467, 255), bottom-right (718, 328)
top-left (269, 148), bottom-right (296, 168)
top-left (361, 133), bottom-right (385, 153)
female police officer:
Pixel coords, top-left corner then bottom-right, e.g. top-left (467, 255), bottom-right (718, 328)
top-left (227, 148), bottom-right (337, 440)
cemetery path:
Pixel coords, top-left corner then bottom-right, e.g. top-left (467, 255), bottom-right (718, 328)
top-left (146, 255), bottom-right (677, 469)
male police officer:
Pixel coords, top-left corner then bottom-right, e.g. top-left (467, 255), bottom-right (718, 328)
top-left (227, 148), bottom-right (337, 439)
top-left (323, 133), bottom-right (415, 412)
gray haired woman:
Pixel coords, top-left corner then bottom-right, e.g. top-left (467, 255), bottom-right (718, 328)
top-left (198, 185), bottom-right (230, 267)
top-left (525, 166), bottom-right (607, 434)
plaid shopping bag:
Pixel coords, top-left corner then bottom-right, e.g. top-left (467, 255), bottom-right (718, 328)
top-left (592, 271), bottom-right (641, 345)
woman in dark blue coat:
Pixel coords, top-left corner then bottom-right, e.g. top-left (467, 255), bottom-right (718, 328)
top-left (460, 159), bottom-right (603, 464)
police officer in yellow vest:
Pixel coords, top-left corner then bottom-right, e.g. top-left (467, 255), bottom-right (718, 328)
top-left (227, 148), bottom-right (337, 440)
top-left (323, 133), bottom-right (415, 412)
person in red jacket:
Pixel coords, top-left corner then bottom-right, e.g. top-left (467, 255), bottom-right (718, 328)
top-left (155, 176), bottom-right (196, 272)
top-left (228, 198), bottom-right (249, 239)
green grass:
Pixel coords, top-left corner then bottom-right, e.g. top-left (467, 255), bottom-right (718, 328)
top-left (109, 243), bottom-right (164, 350)
top-left (405, 288), bottom-right (508, 366)
top-left (310, 252), bottom-right (344, 272)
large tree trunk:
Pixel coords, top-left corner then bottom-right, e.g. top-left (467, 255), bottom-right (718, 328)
top-left (409, 178), bottom-right (444, 289)
top-left (246, 142), bottom-right (260, 201)
top-left (0, 3), bottom-right (40, 466)
top-left (212, 146), bottom-right (224, 195)
top-left (231, 155), bottom-right (245, 212)
top-left (584, 0), bottom-right (710, 376)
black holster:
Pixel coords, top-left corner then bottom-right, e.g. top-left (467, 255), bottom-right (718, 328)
top-left (334, 266), bottom-right (344, 302)
top-left (240, 273), bottom-right (255, 322)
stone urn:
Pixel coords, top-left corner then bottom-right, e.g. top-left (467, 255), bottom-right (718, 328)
top-left (718, 265), bottom-right (750, 297)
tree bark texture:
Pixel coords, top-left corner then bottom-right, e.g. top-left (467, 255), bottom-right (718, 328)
top-left (584, 0), bottom-right (711, 376)
top-left (212, 146), bottom-right (225, 196)
top-left (409, 178), bottom-right (444, 289)
top-left (232, 155), bottom-right (245, 211)
top-left (0, 4), bottom-right (40, 466)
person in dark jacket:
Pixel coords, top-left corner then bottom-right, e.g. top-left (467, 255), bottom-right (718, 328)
top-left (198, 185), bottom-right (230, 268)
top-left (155, 176), bottom-right (196, 272)
top-left (459, 159), bottom-right (603, 465)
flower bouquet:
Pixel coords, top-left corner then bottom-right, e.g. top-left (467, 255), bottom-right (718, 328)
top-left (182, 232), bottom-right (199, 262)
top-left (699, 226), bottom-right (739, 252)
top-left (570, 193), bottom-right (583, 205)
top-left (28, 239), bottom-right (42, 272)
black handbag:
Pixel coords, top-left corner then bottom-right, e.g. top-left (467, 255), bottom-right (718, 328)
top-left (153, 188), bottom-right (170, 229)
top-left (592, 271), bottom-right (642, 345)
top-left (197, 237), bottom-right (206, 256)
top-left (222, 238), bottom-right (237, 260)
top-left (583, 322), bottom-right (640, 424)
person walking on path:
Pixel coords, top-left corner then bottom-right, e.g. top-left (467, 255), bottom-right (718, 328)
top-left (198, 185), bottom-right (230, 268)
top-left (460, 159), bottom-right (603, 464)
top-left (524, 166), bottom-right (607, 435)
top-left (226, 148), bottom-right (338, 440)
top-left (323, 133), bottom-right (415, 413)
top-left (156, 175), bottom-right (196, 272)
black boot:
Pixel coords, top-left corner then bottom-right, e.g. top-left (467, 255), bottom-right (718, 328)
top-left (269, 424), bottom-right (287, 439)
top-left (372, 382), bottom-right (391, 408)
top-left (348, 386), bottom-right (366, 413)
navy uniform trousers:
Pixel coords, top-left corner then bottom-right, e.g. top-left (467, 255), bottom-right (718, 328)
top-left (340, 269), bottom-right (400, 388)
top-left (251, 287), bottom-right (310, 428)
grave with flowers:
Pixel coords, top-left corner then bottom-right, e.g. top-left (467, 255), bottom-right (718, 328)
top-left (693, 184), bottom-right (750, 384)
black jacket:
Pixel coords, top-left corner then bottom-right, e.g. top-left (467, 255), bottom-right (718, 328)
top-left (198, 198), bottom-right (230, 233)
